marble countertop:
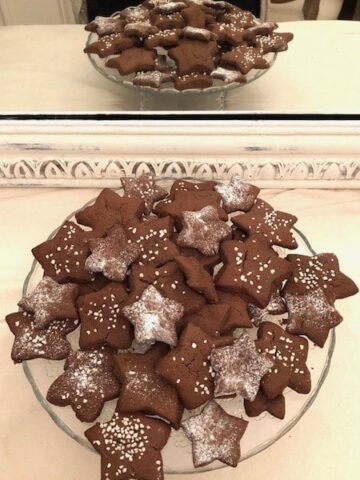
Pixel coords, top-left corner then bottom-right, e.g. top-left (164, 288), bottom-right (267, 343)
top-left (0, 21), bottom-right (359, 112)
top-left (0, 187), bottom-right (359, 479)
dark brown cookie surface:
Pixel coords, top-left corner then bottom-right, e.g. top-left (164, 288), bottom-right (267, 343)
top-left (114, 343), bottom-right (184, 428)
top-left (156, 323), bottom-right (232, 409)
top-left (175, 255), bottom-right (218, 303)
top-left (244, 389), bottom-right (285, 420)
top-left (182, 400), bottom-right (248, 467)
top-left (215, 176), bottom-right (260, 213)
top-left (221, 45), bottom-right (269, 74)
top-left (182, 304), bottom-right (231, 336)
top-left (6, 311), bottom-right (79, 363)
top-left (78, 282), bottom-right (132, 350)
top-left (121, 173), bottom-right (168, 214)
top-left (106, 47), bottom-right (157, 75)
top-left (256, 322), bottom-right (311, 399)
top-left (47, 347), bottom-right (119, 422)
top-left (86, 411), bottom-right (171, 480)
top-left (18, 276), bottom-right (79, 329)
top-left (84, 32), bottom-right (135, 58)
top-left (169, 39), bottom-right (218, 75)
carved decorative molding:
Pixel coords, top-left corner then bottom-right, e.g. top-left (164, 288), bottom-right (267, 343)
top-left (0, 120), bottom-right (359, 188)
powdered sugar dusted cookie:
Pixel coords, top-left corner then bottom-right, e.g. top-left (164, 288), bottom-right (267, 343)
top-left (211, 333), bottom-right (273, 401)
top-left (153, 1), bottom-right (186, 14)
top-left (78, 282), bottom-right (132, 350)
top-left (85, 412), bottom-right (170, 480)
top-left (211, 66), bottom-right (246, 83)
top-left (121, 173), bottom-right (168, 214)
top-left (248, 289), bottom-right (287, 327)
top-left (284, 288), bottom-right (343, 347)
top-left (18, 276), bottom-right (79, 329)
top-left (169, 179), bottom-right (217, 199)
top-left (133, 70), bottom-right (175, 88)
top-left (47, 347), bottom-right (119, 422)
top-left (122, 285), bottom-right (184, 346)
top-left (284, 253), bottom-right (359, 303)
top-left (6, 311), bottom-right (79, 363)
top-left (176, 206), bottom-right (231, 256)
top-left (215, 176), bottom-right (259, 212)
top-left (114, 343), bottom-right (184, 428)
top-left (215, 239), bottom-right (292, 307)
top-left (156, 323), bottom-right (232, 409)
top-left (85, 15), bottom-right (124, 36)
top-left (232, 199), bottom-right (298, 249)
top-left (124, 20), bottom-right (159, 39)
top-left (256, 322), bottom-right (311, 399)
top-left (183, 26), bottom-right (214, 41)
top-left (182, 400), bottom-right (248, 467)
top-left (85, 227), bottom-right (141, 282)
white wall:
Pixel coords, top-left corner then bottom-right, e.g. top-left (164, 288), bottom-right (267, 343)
top-left (0, 0), bottom-right (76, 25)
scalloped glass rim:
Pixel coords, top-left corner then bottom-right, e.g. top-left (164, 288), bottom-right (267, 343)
top-left (86, 31), bottom-right (277, 95)
top-left (21, 186), bottom-right (335, 475)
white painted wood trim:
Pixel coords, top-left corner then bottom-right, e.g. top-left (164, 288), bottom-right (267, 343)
top-left (0, 120), bottom-right (359, 188)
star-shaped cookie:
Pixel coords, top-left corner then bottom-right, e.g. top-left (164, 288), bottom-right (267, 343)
top-left (256, 321), bottom-right (311, 399)
top-left (121, 173), bottom-right (168, 214)
top-left (168, 39), bottom-right (218, 75)
top-left (169, 179), bottom-right (217, 199)
top-left (156, 323), bottom-right (232, 409)
top-left (125, 216), bottom-right (179, 267)
top-left (244, 389), bottom-right (285, 420)
top-left (114, 343), bottom-right (184, 428)
top-left (122, 285), bottom-right (184, 346)
top-left (248, 289), bottom-right (287, 327)
top-left (47, 347), bottom-right (119, 422)
top-left (284, 288), bottom-right (343, 347)
top-left (284, 253), bottom-right (359, 303)
top-left (175, 255), bottom-right (218, 303)
top-left (221, 45), bottom-right (269, 74)
top-left (78, 281), bottom-right (133, 350)
top-left (182, 401), bottom-right (248, 467)
top-left (85, 411), bottom-right (171, 480)
top-left (176, 206), bottom-right (232, 256)
top-left (216, 290), bottom-right (253, 330)
top-left (232, 199), bottom-right (298, 249)
top-left (75, 188), bottom-right (145, 235)
top-left (32, 221), bottom-right (100, 283)
top-left (6, 311), bottom-right (79, 363)
top-left (84, 32), bottom-right (135, 58)
top-left (85, 226), bottom-right (141, 282)
top-left (182, 304), bottom-right (231, 336)
top-left (85, 15), bottom-right (124, 36)
top-left (253, 32), bottom-right (294, 54)
top-left (106, 47), bottom-right (157, 76)
top-left (215, 176), bottom-right (260, 213)
top-left (215, 239), bottom-right (292, 308)
top-left (18, 276), bottom-right (79, 329)
top-left (211, 333), bottom-right (273, 401)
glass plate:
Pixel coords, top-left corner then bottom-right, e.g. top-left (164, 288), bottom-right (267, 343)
top-left (86, 31), bottom-right (277, 96)
top-left (22, 178), bottom-right (335, 474)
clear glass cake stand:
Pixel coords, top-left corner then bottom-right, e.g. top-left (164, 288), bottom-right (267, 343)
top-left (22, 178), bottom-right (334, 474)
top-left (86, 32), bottom-right (277, 110)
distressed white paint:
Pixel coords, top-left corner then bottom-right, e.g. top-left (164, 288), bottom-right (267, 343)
top-left (0, 120), bottom-right (359, 188)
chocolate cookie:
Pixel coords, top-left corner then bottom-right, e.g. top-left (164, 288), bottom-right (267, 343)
top-left (144, 28), bottom-right (182, 48)
top-left (47, 347), bottom-right (119, 422)
top-left (232, 199), bottom-right (298, 249)
top-left (84, 33), bottom-right (135, 58)
top-left (215, 176), bottom-right (259, 213)
top-left (75, 188), bottom-right (145, 235)
top-left (133, 70), bottom-right (175, 88)
top-left (154, 190), bottom-right (227, 226)
top-left (121, 173), bottom-right (168, 214)
top-left (18, 276), bottom-right (79, 329)
top-left (156, 323), bottom-right (232, 409)
top-left (85, 412), bottom-right (171, 480)
top-left (175, 255), bottom-right (218, 303)
top-left (253, 32), bottom-right (294, 54)
top-left (244, 389), bottom-right (285, 420)
top-left (284, 288), bottom-right (343, 347)
top-left (248, 289), bottom-right (287, 327)
top-left (85, 227), bottom-right (141, 282)
top-left (216, 290), bottom-right (253, 330)
top-left (182, 304), bottom-right (231, 336)
top-left (221, 45), bottom-right (269, 74)
top-left (32, 221), bottom-right (99, 284)
top-left (106, 47), bottom-right (157, 75)
top-left (181, 3), bottom-right (213, 28)
top-left (6, 311), bottom-right (79, 363)
top-left (123, 285), bottom-right (184, 346)
top-left (169, 179), bottom-right (217, 199)
top-left (182, 400), bottom-right (248, 467)
top-left (174, 73), bottom-right (213, 90)
top-left (211, 333), bottom-right (273, 401)
top-left (256, 322), bottom-right (311, 399)
top-left (211, 66), bottom-right (246, 83)
top-left (78, 282), bottom-right (132, 350)
top-left (176, 206), bottom-right (232, 256)
top-left (126, 216), bottom-right (179, 266)
top-left (85, 15), bottom-right (124, 36)
top-left (151, 11), bottom-right (186, 30)
top-left (215, 239), bottom-right (292, 307)
top-left (114, 343), bottom-right (183, 428)
top-left (209, 22), bottom-right (245, 46)
top-left (124, 21), bottom-right (159, 39)
top-left (284, 253), bottom-right (359, 303)
top-left (169, 39), bottom-right (218, 75)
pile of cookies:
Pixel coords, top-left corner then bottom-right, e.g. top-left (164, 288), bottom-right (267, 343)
top-left (84, 0), bottom-right (294, 90)
top-left (6, 175), bottom-right (358, 480)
